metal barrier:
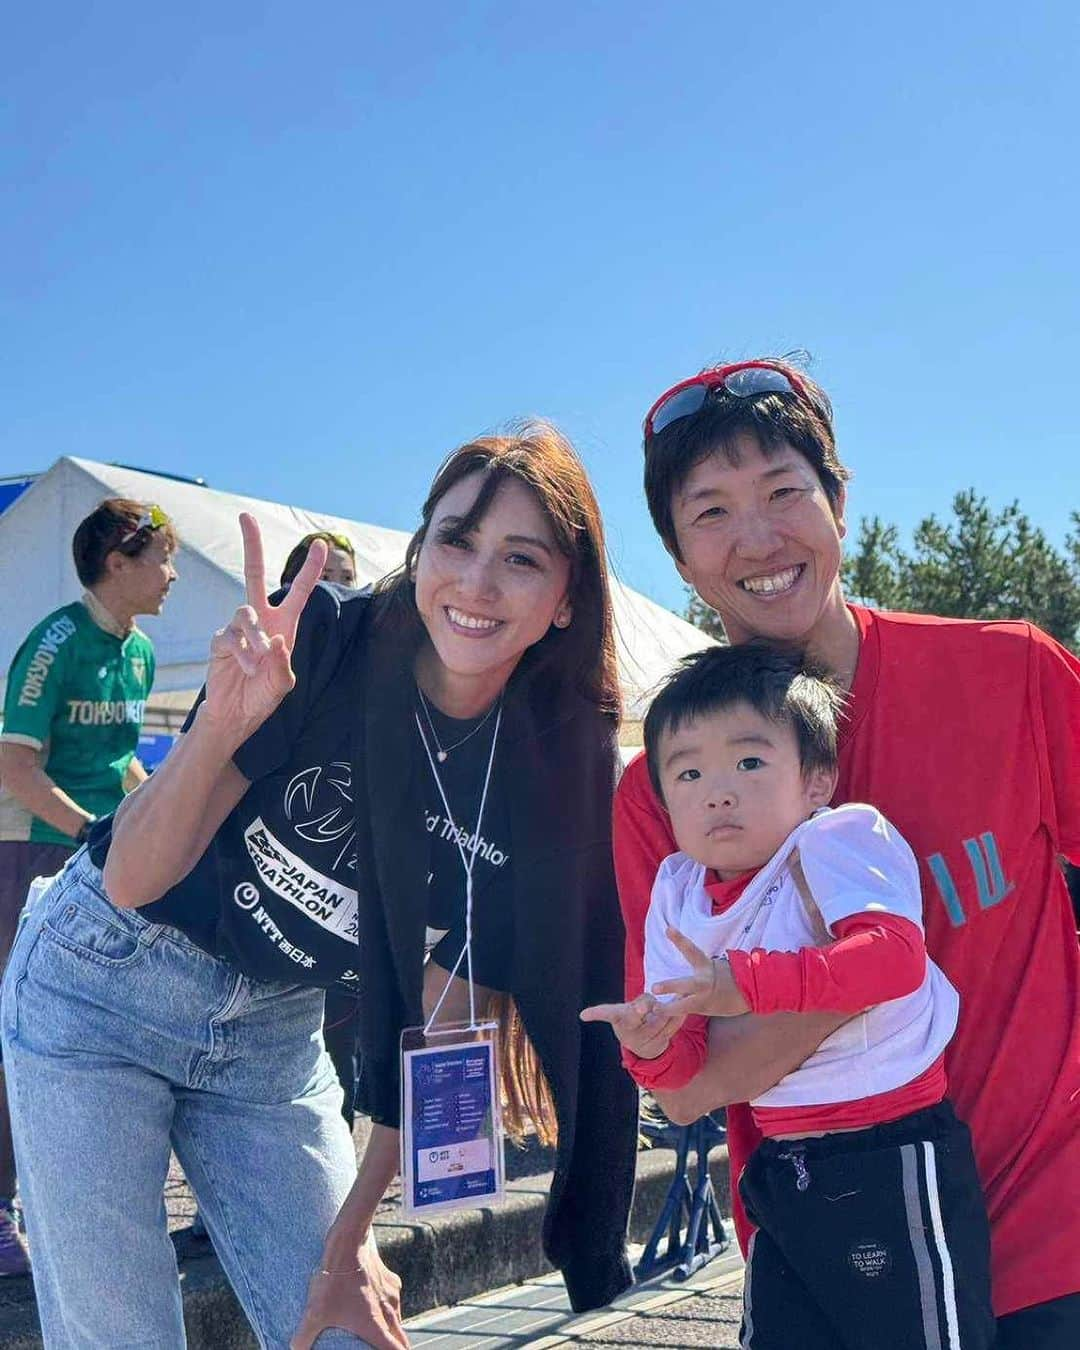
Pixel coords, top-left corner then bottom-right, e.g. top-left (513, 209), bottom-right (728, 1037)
top-left (634, 1111), bottom-right (729, 1281)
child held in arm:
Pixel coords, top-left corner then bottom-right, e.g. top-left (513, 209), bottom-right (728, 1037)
top-left (583, 644), bottom-right (995, 1350)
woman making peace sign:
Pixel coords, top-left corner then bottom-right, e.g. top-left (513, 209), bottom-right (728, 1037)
top-left (1, 425), bottom-right (637, 1349)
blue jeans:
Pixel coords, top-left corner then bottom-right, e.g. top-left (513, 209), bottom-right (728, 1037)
top-left (0, 851), bottom-right (370, 1349)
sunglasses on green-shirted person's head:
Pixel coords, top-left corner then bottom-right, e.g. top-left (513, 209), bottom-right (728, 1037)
top-left (118, 504), bottom-right (170, 547)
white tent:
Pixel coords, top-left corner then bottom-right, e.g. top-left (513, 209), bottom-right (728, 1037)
top-left (0, 457), bottom-right (714, 723)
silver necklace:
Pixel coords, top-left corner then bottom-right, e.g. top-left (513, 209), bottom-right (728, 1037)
top-left (415, 686), bottom-right (501, 763)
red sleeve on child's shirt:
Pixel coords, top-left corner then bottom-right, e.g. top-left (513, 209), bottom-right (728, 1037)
top-left (622, 1015), bottom-right (709, 1091)
top-left (613, 755), bottom-right (677, 1003)
top-left (612, 757), bottom-right (704, 1089)
top-left (727, 912), bottom-right (926, 1015)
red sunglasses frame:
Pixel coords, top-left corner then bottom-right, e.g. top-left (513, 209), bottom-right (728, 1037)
top-left (642, 360), bottom-right (819, 443)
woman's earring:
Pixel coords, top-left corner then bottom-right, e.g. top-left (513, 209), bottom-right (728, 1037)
top-left (554, 606), bottom-right (572, 629)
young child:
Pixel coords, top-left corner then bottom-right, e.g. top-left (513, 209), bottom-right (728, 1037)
top-left (583, 644), bottom-right (995, 1350)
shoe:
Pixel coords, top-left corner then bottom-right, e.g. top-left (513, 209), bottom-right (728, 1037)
top-left (0, 1198), bottom-right (30, 1277)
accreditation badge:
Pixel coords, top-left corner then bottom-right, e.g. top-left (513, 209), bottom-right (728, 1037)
top-left (400, 1021), bottom-right (505, 1217)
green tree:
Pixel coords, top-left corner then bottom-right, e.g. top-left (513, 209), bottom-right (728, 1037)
top-left (842, 492), bottom-right (1080, 652)
top-left (685, 589), bottom-right (728, 643)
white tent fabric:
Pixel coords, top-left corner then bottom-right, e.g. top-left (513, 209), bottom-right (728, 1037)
top-left (0, 457), bottom-right (714, 719)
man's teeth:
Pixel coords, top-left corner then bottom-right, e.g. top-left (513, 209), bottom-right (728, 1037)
top-left (740, 565), bottom-right (802, 595)
top-left (447, 607), bottom-right (501, 630)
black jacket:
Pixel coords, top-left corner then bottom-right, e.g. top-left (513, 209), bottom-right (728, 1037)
top-left (353, 601), bottom-right (637, 1312)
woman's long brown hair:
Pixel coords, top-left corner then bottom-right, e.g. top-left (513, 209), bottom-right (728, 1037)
top-left (378, 421), bottom-right (620, 1145)
top-left (488, 992), bottom-right (557, 1147)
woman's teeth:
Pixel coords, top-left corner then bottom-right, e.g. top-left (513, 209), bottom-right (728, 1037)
top-left (446, 607), bottom-right (501, 630)
top-left (740, 565), bottom-right (802, 595)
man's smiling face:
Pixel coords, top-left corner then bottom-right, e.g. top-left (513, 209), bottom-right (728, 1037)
top-left (670, 433), bottom-right (847, 646)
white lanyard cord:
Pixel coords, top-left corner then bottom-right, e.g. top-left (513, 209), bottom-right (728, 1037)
top-left (415, 698), bottom-right (503, 1033)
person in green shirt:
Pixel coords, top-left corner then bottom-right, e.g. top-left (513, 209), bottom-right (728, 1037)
top-left (0, 496), bottom-right (177, 1276)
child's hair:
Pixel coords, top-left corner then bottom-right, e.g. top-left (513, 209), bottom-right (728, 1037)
top-left (644, 643), bottom-right (844, 802)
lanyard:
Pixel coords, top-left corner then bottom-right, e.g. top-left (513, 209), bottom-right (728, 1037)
top-left (414, 696), bottom-right (502, 1034)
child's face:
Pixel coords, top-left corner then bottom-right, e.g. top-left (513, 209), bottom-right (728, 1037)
top-left (657, 701), bottom-right (836, 877)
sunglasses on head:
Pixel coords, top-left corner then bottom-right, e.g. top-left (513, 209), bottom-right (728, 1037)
top-left (118, 504), bottom-right (170, 547)
top-left (643, 361), bottom-right (829, 442)
top-left (301, 531), bottom-right (354, 555)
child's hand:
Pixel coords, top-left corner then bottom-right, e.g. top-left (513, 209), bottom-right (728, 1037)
top-left (580, 992), bottom-right (685, 1059)
top-left (651, 927), bottom-right (751, 1018)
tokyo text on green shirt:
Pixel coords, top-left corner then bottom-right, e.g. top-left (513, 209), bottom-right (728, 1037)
top-left (0, 601), bottom-right (156, 845)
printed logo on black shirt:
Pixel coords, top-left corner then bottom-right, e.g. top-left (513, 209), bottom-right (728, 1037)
top-left (284, 761), bottom-right (356, 871)
top-left (243, 813), bottom-right (358, 940)
top-left (424, 808), bottom-right (509, 868)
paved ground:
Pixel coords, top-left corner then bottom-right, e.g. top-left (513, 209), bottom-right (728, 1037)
top-left (565, 1283), bottom-right (745, 1348)
top-left (405, 1248), bottom-right (746, 1348)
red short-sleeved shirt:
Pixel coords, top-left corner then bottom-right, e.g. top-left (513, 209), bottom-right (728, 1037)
top-left (614, 605), bottom-right (1080, 1317)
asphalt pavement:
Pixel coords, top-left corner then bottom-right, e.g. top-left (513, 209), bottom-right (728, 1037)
top-left (406, 1247), bottom-right (746, 1349)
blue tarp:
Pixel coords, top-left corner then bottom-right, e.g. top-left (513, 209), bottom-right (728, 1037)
top-left (0, 479), bottom-right (35, 515)
top-left (137, 733), bottom-right (176, 772)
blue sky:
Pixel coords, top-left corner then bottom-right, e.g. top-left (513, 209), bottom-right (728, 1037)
top-left (3, 2), bottom-right (1077, 612)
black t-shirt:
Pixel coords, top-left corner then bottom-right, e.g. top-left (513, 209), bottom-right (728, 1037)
top-left (90, 584), bottom-right (372, 992)
top-left (418, 699), bottom-right (513, 990)
top-left (91, 585), bottom-right (516, 995)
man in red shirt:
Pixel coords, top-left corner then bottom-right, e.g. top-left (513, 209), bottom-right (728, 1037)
top-left (615, 359), bottom-right (1080, 1348)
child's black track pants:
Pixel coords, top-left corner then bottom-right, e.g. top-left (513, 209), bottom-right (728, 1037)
top-left (737, 1101), bottom-right (994, 1349)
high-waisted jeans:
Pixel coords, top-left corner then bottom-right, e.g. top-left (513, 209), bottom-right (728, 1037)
top-left (0, 850), bottom-right (369, 1349)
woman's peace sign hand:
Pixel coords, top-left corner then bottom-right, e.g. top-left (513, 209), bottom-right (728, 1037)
top-left (202, 514), bottom-right (328, 749)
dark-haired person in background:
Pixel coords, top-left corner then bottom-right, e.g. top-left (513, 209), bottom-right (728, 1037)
top-left (281, 531), bottom-right (358, 591)
top-left (615, 358), bottom-right (1080, 1348)
top-left (0, 498), bottom-right (177, 1276)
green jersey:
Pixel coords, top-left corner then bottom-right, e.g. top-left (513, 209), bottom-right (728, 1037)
top-left (0, 600), bottom-right (156, 845)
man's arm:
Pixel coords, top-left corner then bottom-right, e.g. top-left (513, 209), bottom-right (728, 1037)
top-left (0, 742), bottom-right (93, 840)
top-left (654, 1009), bottom-right (848, 1125)
top-left (124, 756), bottom-right (149, 791)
